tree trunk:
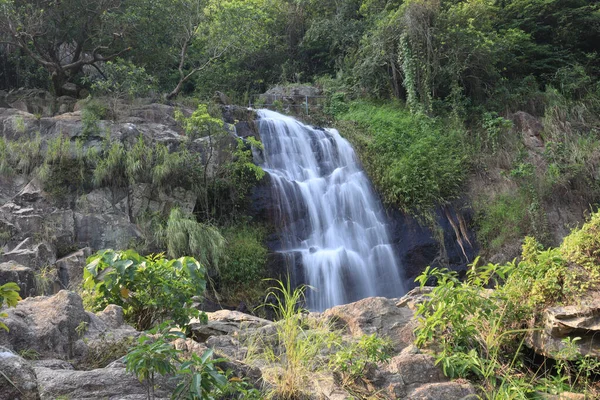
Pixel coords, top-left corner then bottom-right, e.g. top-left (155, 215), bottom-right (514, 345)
top-left (166, 79), bottom-right (185, 100)
top-left (51, 69), bottom-right (67, 97)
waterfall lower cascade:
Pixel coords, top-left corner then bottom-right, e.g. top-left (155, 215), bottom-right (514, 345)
top-left (257, 109), bottom-right (406, 311)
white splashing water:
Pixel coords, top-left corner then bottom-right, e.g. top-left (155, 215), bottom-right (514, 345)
top-left (256, 109), bottom-right (406, 311)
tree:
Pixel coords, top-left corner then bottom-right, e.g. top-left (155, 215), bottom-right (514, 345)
top-left (0, 0), bottom-right (130, 95)
top-left (165, 0), bottom-right (273, 99)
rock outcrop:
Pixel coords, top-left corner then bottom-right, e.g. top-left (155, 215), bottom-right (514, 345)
top-left (0, 290), bottom-right (137, 361)
top-left (0, 346), bottom-right (39, 400)
top-left (528, 302), bottom-right (600, 359)
top-left (0, 290), bottom-right (479, 400)
top-left (322, 296), bottom-right (416, 351)
top-left (0, 100), bottom-right (240, 299)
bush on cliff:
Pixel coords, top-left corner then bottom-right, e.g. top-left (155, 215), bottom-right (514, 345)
top-left (334, 101), bottom-right (469, 221)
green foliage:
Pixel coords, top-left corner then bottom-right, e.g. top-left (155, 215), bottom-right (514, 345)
top-left (254, 279), bottom-right (342, 399)
top-left (220, 224), bottom-right (267, 290)
top-left (88, 59), bottom-right (156, 100)
top-left (336, 101), bottom-right (468, 217)
top-left (93, 141), bottom-right (128, 188)
top-left (0, 0), bottom-right (130, 94)
top-left (415, 211), bottom-right (600, 396)
top-left (87, 59), bottom-right (156, 119)
top-left (81, 98), bottom-right (108, 138)
top-left (37, 136), bottom-right (86, 202)
top-left (0, 282), bottom-right (20, 331)
top-left (476, 193), bottom-right (530, 252)
top-left (83, 250), bottom-right (206, 331)
top-left (172, 348), bottom-right (229, 400)
top-left (480, 112), bottom-right (513, 154)
top-left (125, 323), bottom-right (184, 399)
top-left (226, 138), bottom-right (265, 211)
top-left (175, 104), bottom-right (224, 140)
top-left (331, 334), bottom-right (392, 383)
top-left (126, 322), bottom-right (257, 400)
top-left (158, 208), bottom-right (225, 276)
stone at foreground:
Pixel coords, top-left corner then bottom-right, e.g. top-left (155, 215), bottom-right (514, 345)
top-left (0, 346), bottom-right (39, 400)
top-left (0, 290), bottom-right (137, 361)
top-left (406, 382), bottom-right (478, 400)
top-left (35, 365), bottom-right (171, 400)
top-left (0, 290), bottom-right (89, 358)
top-left (189, 309), bottom-right (271, 342)
top-left (321, 296), bottom-right (415, 351)
top-left (528, 302), bottom-right (600, 359)
top-left (396, 286), bottom-right (434, 310)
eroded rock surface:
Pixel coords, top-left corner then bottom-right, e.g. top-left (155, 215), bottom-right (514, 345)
top-left (0, 346), bottom-right (39, 400)
top-left (529, 302), bottom-right (600, 359)
top-left (0, 290), bottom-right (136, 362)
top-left (322, 296), bottom-right (415, 351)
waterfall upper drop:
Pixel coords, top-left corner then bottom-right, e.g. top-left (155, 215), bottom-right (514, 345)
top-left (256, 109), bottom-right (406, 311)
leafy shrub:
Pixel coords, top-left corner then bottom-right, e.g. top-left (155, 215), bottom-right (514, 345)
top-left (0, 282), bottom-right (20, 331)
top-left (158, 208), bottom-right (225, 276)
top-left (126, 323), bottom-right (258, 400)
top-left (220, 224), bottom-right (267, 290)
top-left (331, 333), bottom-right (392, 384)
top-left (87, 59), bottom-right (157, 119)
top-left (80, 97), bottom-right (108, 137)
top-left (175, 103), bottom-right (224, 140)
top-left (415, 212), bottom-right (600, 395)
top-left (83, 250), bottom-right (207, 331)
top-left (125, 323), bottom-right (183, 399)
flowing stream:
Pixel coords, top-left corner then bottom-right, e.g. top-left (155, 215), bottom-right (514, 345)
top-left (256, 109), bottom-right (405, 311)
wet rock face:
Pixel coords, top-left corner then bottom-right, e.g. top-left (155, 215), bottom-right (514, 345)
top-left (387, 205), bottom-right (478, 288)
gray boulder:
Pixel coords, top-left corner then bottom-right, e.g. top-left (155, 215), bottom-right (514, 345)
top-left (0, 261), bottom-right (36, 298)
top-left (0, 346), bottom-right (39, 400)
top-left (55, 247), bottom-right (93, 290)
top-left (0, 290), bottom-right (89, 359)
top-left (190, 309), bottom-right (271, 342)
top-left (74, 188), bottom-right (141, 250)
top-left (321, 296), bottom-right (415, 351)
top-left (1, 238), bottom-right (56, 270)
top-left (528, 302), bottom-right (600, 359)
top-left (35, 366), bottom-right (171, 400)
top-left (406, 382), bottom-right (477, 400)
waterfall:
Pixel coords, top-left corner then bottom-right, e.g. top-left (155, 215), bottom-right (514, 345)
top-left (257, 109), bottom-right (405, 311)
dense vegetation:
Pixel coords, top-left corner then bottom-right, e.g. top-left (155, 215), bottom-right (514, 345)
top-left (415, 210), bottom-right (600, 397)
top-left (1, 0), bottom-right (600, 398)
top-left (3, 0), bottom-right (597, 254)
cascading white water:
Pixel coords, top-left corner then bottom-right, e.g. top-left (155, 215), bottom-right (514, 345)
top-left (257, 109), bottom-right (405, 311)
